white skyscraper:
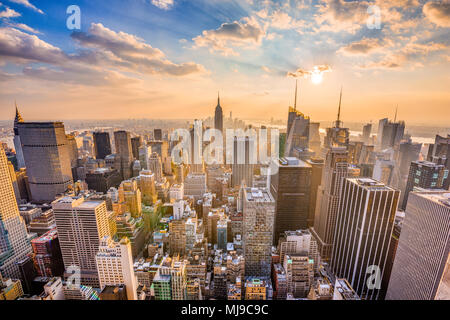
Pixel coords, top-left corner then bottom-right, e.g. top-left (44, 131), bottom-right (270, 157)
top-left (0, 147), bottom-right (32, 280)
top-left (96, 236), bottom-right (138, 300)
top-left (52, 196), bottom-right (110, 287)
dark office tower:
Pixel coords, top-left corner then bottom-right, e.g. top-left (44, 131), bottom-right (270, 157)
top-left (114, 131), bottom-right (133, 180)
top-left (310, 147), bottom-right (348, 261)
top-left (427, 134), bottom-right (450, 190)
top-left (401, 160), bottom-right (447, 210)
top-left (362, 123), bottom-right (372, 143)
top-left (131, 136), bottom-right (143, 161)
top-left (330, 178), bottom-right (399, 300)
top-left (31, 228), bottom-right (64, 277)
top-left (66, 134), bottom-right (79, 168)
top-left (0, 147), bottom-right (32, 280)
top-left (16, 256), bottom-right (35, 294)
top-left (305, 158), bottom-right (324, 228)
top-left (214, 93), bottom-right (223, 134)
top-left (17, 122), bottom-right (73, 202)
top-left (387, 191), bottom-right (450, 300)
top-left (285, 81), bottom-right (310, 157)
top-left (13, 104), bottom-right (25, 169)
top-left (270, 157), bottom-right (311, 245)
top-left (231, 136), bottom-right (255, 187)
top-left (377, 117), bottom-right (405, 151)
top-left (93, 132), bottom-right (112, 160)
top-left (154, 129), bottom-right (163, 141)
top-left (324, 88), bottom-right (349, 148)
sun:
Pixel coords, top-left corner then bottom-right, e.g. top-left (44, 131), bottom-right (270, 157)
top-left (310, 67), bottom-right (323, 85)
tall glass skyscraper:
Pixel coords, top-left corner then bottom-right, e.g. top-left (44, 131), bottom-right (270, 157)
top-left (0, 147), bottom-right (32, 280)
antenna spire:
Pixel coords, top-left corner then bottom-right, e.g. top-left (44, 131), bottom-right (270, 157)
top-left (217, 91), bottom-right (220, 106)
top-left (336, 86), bottom-right (342, 128)
top-left (294, 79), bottom-right (298, 111)
top-left (394, 105), bottom-right (398, 123)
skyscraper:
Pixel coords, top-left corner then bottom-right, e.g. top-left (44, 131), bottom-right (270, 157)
top-left (305, 158), bottom-right (324, 228)
top-left (114, 131), bottom-right (133, 180)
top-left (153, 129), bottom-right (163, 141)
top-left (284, 109), bottom-right (310, 157)
top-left (427, 134), bottom-right (450, 190)
top-left (0, 147), bottom-right (32, 280)
top-left (310, 147), bottom-right (348, 261)
top-left (52, 196), bottom-right (110, 287)
top-left (242, 187), bottom-right (275, 278)
top-left (401, 160), bottom-right (447, 210)
top-left (149, 152), bottom-right (163, 182)
top-left (386, 190), bottom-right (450, 300)
top-left (17, 122), bottom-right (73, 202)
top-left (330, 178), bottom-right (399, 300)
top-left (30, 228), bottom-right (64, 277)
top-left (93, 132), bottom-right (112, 160)
top-left (270, 157), bottom-right (311, 244)
top-left (96, 236), bottom-right (138, 300)
top-left (66, 134), bottom-right (79, 168)
top-left (231, 136), bottom-right (255, 187)
top-left (13, 104), bottom-right (25, 169)
top-left (131, 136), bottom-right (143, 161)
top-left (377, 117), bottom-right (405, 151)
top-left (362, 123), bottom-right (372, 144)
top-left (324, 88), bottom-right (349, 149)
top-left (214, 93), bottom-right (223, 134)
top-left (285, 81), bottom-right (310, 157)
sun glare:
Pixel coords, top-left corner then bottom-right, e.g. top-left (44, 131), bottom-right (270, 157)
top-left (311, 69), bottom-right (323, 85)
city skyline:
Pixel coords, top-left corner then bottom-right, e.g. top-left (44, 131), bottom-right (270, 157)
top-left (0, 0), bottom-right (449, 124)
top-left (0, 0), bottom-right (449, 305)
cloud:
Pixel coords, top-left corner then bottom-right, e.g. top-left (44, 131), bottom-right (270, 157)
top-left (151, 0), bottom-right (174, 10)
top-left (0, 22), bottom-right (205, 87)
top-left (0, 5), bottom-right (20, 18)
top-left (72, 23), bottom-right (205, 76)
top-left (287, 65), bottom-right (332, 77)
top-left (314, 0), bottom-right (370, 34)
top-left (338, 38), bottom-right (383, 55)
top-left (268, 10), bottom-right (304, 30)
top-left (193, 18), bottom-right (265, 56)
top-left (71, 23), bottom-right (164, 58)
top-left (0, 27), bottom-right (65, 64)
top-left (8, 0), bottom-right (44, 14)
top-left (4, 21), bottom-right (41, 34)
top-left (423, 1), bottom-right (450, 27)
top-left (358, 40), bottom-right (447, 70)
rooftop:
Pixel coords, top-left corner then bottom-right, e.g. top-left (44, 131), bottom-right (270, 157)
top-left (414, 190), bottom-right (450, 208)
top-left (244, 188), bottom-right (274, 203)
top-left (349, 178), bottom-right (396, 191)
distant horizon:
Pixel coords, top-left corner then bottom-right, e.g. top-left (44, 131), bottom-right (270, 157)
top-left (1, 115), bottom-right (450, 128)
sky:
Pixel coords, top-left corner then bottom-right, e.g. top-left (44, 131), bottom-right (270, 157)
top-left (0, 0), bottom-right (449, 125)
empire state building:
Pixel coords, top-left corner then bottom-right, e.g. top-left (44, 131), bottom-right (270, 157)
top-left (214, 93), bottom-right (223, 134)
